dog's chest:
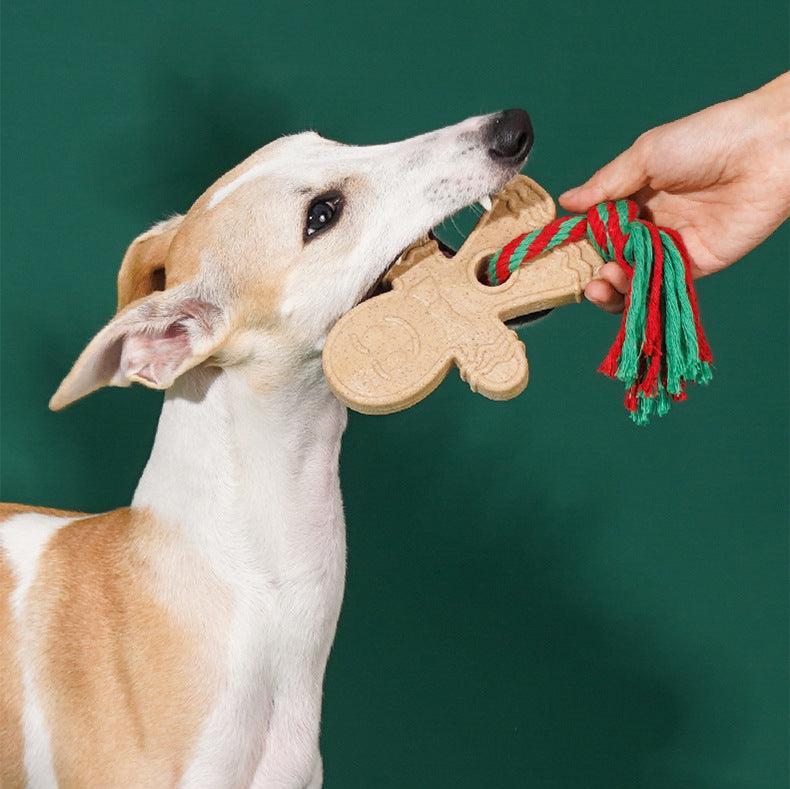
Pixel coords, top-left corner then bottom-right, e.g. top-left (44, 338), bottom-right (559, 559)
top-left (177, 509), bottom-right (346, 787)
top-left (229, 509), bottom-right (347, 649)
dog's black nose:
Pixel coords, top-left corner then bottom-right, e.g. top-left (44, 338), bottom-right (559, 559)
top-left (487, 108), bottom-right (534, 163)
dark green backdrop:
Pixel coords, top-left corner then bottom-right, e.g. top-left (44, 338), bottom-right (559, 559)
top-left (2, 2), bottom-right (787, 787)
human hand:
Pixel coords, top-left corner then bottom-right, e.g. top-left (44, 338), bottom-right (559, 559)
top-left (559, 72), bottom-right (790, 313)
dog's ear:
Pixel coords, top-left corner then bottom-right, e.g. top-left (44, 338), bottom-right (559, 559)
top-left (116, 215), bottom-right (184, 311)
top-left (49, 285), bottom-right (227, 411)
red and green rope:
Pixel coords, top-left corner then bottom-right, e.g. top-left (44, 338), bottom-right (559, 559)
top-left (485, 200), bottom-right (713, 425)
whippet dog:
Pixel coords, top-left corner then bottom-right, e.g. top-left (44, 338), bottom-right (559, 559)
top-left (0, 109), bottom-right (533, 788)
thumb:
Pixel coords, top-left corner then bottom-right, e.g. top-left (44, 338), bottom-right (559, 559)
top-left (559, 140), bottom-right (649, 212)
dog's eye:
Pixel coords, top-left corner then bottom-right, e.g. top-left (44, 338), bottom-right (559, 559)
top-left (305, 193), bottom-right (342, 240)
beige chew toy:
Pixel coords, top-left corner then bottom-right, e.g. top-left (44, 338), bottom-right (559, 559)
top-left (322, 175), bottom-right (605, 415)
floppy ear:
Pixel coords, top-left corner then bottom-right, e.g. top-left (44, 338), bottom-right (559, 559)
top-left (116, 215), bottom-right (184, 311)
top-left (49, 286), bottom-right (226, 411)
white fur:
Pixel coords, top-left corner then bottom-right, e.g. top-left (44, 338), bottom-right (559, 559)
top-left (1, 512), bottom-right (79, 788)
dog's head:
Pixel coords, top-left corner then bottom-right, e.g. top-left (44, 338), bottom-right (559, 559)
top-left (50, 110), bottom-right (533, 409)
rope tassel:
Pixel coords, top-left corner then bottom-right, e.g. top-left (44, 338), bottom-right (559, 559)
top-left (485, 200), bottom-right (713, 425)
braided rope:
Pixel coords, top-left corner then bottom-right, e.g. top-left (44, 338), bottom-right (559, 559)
top-left (485, 200), bottom-right (713, 424)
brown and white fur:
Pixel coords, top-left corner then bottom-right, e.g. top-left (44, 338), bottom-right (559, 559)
top-left (0, 111), bottom-right (531, 788)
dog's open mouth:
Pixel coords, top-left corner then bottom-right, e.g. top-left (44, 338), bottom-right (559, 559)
top-left (358, 230), bottom-right (457, 305)
top-left (356, 191), bottom-right (504, 306)
top-left (356, 193), bottom-right (552, 327)
top-left (358, 189), bottom-right (493, 304)
top-left (355, 188), bottom-right (504, 306)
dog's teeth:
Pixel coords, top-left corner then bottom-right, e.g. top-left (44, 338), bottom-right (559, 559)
top-left (479, 194), bottom-right (493, 212)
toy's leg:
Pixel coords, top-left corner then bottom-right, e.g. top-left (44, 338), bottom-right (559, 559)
top-left (456, 322), bottom-right (529, 401)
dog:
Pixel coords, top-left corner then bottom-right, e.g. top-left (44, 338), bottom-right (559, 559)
top-left (0, 109), bottom-right (533, 788)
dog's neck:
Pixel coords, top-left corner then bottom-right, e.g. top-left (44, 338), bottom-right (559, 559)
top-left (132, 359), bottom-right (348, 578)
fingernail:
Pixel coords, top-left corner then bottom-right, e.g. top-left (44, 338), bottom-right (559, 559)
top-left (560, 187), bottom-right (580, 201)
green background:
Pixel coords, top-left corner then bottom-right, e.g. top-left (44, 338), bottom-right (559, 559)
top-left (2, 2), bottom-right (787, 787)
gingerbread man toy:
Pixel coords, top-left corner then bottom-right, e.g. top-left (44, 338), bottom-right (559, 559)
top-left (322, 176), bottom-right (603, 415)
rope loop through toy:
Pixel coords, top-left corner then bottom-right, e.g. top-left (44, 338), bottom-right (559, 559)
top-left (485, 200), bottom-right (713, 425)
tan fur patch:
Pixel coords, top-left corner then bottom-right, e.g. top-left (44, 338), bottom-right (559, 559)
top-left (117, 216), bottom-right (184, 311)
top-left (23, 507), bottom-right (222, 788)
top-left (0, 504), bottom-right (83, 787)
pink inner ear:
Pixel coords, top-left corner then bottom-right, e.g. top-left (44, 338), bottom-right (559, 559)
top-left (120, 322), bottom-right (192, 387)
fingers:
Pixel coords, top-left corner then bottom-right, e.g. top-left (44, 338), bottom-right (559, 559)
top-left (585, 280), bottom-right (624, 314)
top-left (584, 263), bottom-right (629, 314)
top-left (559, 137), bottom-right (650, 212)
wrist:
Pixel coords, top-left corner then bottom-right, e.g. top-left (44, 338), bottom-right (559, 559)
top-left (740, 72), bottom-right (790, 186)
top-left (753, 73), bottom-right (790, 212)
top-left (743, 72), bottom-right (790, 139)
